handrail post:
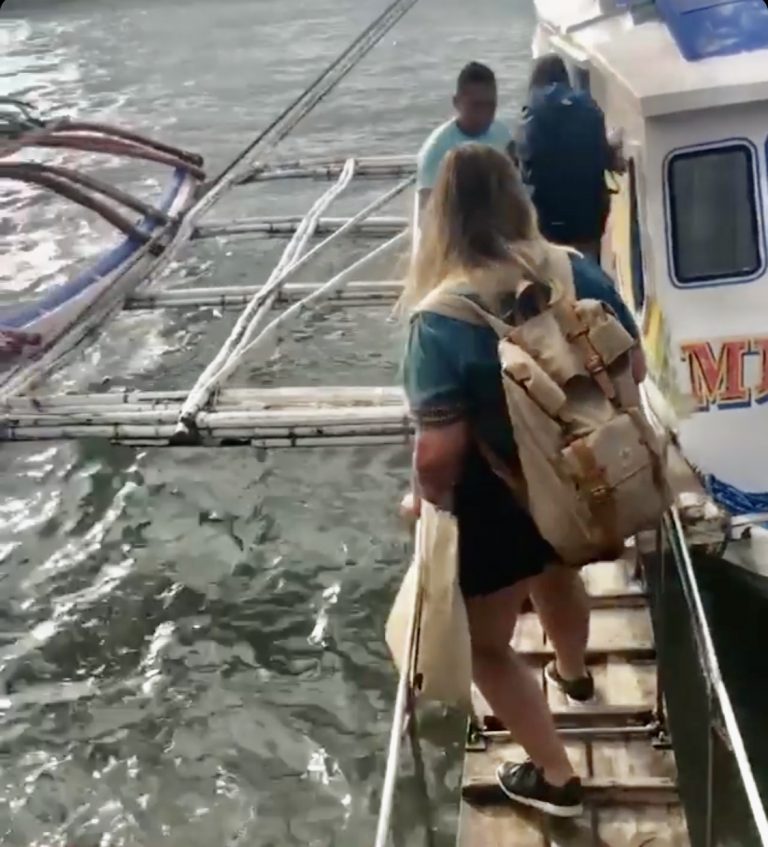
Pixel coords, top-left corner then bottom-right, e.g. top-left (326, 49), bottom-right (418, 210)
top-left (705, 699), bottom-right (715, 847)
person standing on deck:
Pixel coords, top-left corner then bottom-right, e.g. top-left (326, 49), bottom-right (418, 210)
top-left (416, 62), bottom-right (514, 219)
top-left (399, 145), bottom-right (646, 817)
top-left (515, 54), bottom-right (624, 262)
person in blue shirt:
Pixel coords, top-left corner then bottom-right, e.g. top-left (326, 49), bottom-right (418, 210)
top-left (416, 62), bottom-right (513, 218)
top-left (399, 144), bottom-right (645, 817)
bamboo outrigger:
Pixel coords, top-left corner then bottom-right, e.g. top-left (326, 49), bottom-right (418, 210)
top-left (2, 1), bottom-right (768, 845)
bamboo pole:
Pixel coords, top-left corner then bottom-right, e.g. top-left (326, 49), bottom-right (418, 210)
top-left (1, 385), bottom-right (405, 412)
top-left (0, 427), bottom-right (410, 446)
top-left (237, 155), bottom-right (415, 184)
top-left (193, 215), bottom-right (408, 240)
top-left (125, 280), bottom-right (402, 310)
top-left (0, 405), bottom-right (412, 444)
top-left (1, 404), bottom-right (408, 428)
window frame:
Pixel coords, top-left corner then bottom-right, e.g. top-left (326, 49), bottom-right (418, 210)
top-left (663, 138), bottom-right (765, 289)
top-left (572, 66), bottom-right (591, 93)
top-left (628, 158), bottom-right (646, 311)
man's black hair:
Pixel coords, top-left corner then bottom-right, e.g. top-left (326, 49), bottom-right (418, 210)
top-left (528, 54), bottom-right (570, 91)
top-left (456, 61), bottom-right (496, 93)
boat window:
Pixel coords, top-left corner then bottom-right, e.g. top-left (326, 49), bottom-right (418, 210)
top-left (667, 143), bottom-right (761, 284)
top-left (628, 159), bottom-right (645, 309)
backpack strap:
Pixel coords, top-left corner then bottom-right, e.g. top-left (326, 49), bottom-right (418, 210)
top-left (413, 282), bottom-right (510, 335)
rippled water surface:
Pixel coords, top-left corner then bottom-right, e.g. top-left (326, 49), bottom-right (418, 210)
top-left (0, 1), bottom-right (535, 844)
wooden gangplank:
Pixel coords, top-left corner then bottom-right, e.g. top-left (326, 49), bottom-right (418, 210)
top-left (457, 555), bottom-right (690, 847)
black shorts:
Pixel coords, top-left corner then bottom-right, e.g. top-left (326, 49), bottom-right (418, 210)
top-left (454, 449), bottom-right (555, 598)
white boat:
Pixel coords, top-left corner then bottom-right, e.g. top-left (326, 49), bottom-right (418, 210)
top-left (530, 0), bottom-right (768, 586)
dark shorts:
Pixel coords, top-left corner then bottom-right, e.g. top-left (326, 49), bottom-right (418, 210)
top-left (454, 449), bottom-right (555, 598)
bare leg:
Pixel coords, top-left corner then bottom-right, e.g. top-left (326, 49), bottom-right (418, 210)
top-left (530, 565), bottom-right (590, 681)
top-left (466, 581), bottom-right (575, 786)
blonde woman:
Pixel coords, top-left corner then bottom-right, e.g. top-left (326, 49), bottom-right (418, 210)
top-left (400, 144), bottom-right (645, 817)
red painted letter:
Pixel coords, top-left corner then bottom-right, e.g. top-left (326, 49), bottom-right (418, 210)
top-left (752, 338), bottom-right (768, 405)
top-left (680, 339), bottom-right (751, 411)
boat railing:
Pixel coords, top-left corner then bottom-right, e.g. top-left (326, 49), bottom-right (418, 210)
top-left (646, 509), bottom-right (768, 846)
top-left (372, 509), bottom-right (768, 847)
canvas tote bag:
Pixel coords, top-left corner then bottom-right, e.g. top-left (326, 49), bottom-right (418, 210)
top-left (385, 500), bottom-right (472, 710)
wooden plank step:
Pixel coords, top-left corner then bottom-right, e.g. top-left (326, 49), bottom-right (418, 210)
top-left (463, 737), bottom-right (679, 805)
top-left (587, 590), bottom-right (647, 609)
top-left (545, 660), bottom-right (658, 712)
top-left (520, 591), bottom-right (647, 614)
top-left (521, 644), bottom-right (656, 662)
top-left (481, 723), bottom-right (656, 742)
top-left (514, 607), bottom-right (654, 660)
top-left (462, 776), bottom-right (678, 806)
top-left (482, 704), bottom-right (655, 732)
top-left (457, 800), bottom-right (688, 846)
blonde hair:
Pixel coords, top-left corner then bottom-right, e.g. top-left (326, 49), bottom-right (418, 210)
top-left (400, 144), bottom-right (546, 312)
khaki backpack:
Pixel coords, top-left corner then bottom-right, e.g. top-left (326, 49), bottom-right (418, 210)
top-left (417, 244), bottom-right (669, 567)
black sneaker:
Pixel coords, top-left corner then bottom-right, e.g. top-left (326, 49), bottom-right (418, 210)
top-left (546, 661), bottom-right (595, 703)
top-left (497, 760), bottom-right (583, 817)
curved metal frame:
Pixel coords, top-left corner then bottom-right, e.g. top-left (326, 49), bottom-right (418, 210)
top-left (24, 133), bottom-right (206, 180)
top-left (0, 162), bottom-right (170, 225)
top-left (0, 167), bottom-right (150, 242)
top-left (0, 109), bottom-right (205, 242)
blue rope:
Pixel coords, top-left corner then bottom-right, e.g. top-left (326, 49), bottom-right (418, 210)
top-left (705, 473), bottom-right (768, 516)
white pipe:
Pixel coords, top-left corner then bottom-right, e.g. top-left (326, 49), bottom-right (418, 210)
top-left (189, 231), bottom-right (406, 407)
top-left (176, 160), bottom-right (356, 427)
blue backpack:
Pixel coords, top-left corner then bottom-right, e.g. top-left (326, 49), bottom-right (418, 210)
top-left (517, 83), bottom-right (613, 244)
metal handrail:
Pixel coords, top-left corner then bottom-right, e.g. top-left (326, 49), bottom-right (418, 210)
top-left (373, 519), bottom-right (425, 847)
top-left (664, 507), bottom-right (768, 845)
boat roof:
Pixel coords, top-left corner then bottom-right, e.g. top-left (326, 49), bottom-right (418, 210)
top-left (535, 0), bottom-right (768, 117)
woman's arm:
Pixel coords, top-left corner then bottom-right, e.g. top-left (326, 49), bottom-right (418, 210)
top-left (413, 420), bottom-right (470, 510)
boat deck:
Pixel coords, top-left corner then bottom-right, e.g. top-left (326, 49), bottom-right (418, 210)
top-left (457, 555), bottom-right (690, 847)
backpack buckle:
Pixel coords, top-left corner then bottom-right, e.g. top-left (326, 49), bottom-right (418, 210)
top-left (585, 355), bottom-right (606, 374)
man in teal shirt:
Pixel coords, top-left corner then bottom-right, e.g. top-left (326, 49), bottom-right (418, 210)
top-left (416, 62), bottom-right (513, 216)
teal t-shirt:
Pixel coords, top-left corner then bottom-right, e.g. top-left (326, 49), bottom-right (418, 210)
top-left (416, 118), bottom-right (513, 190)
